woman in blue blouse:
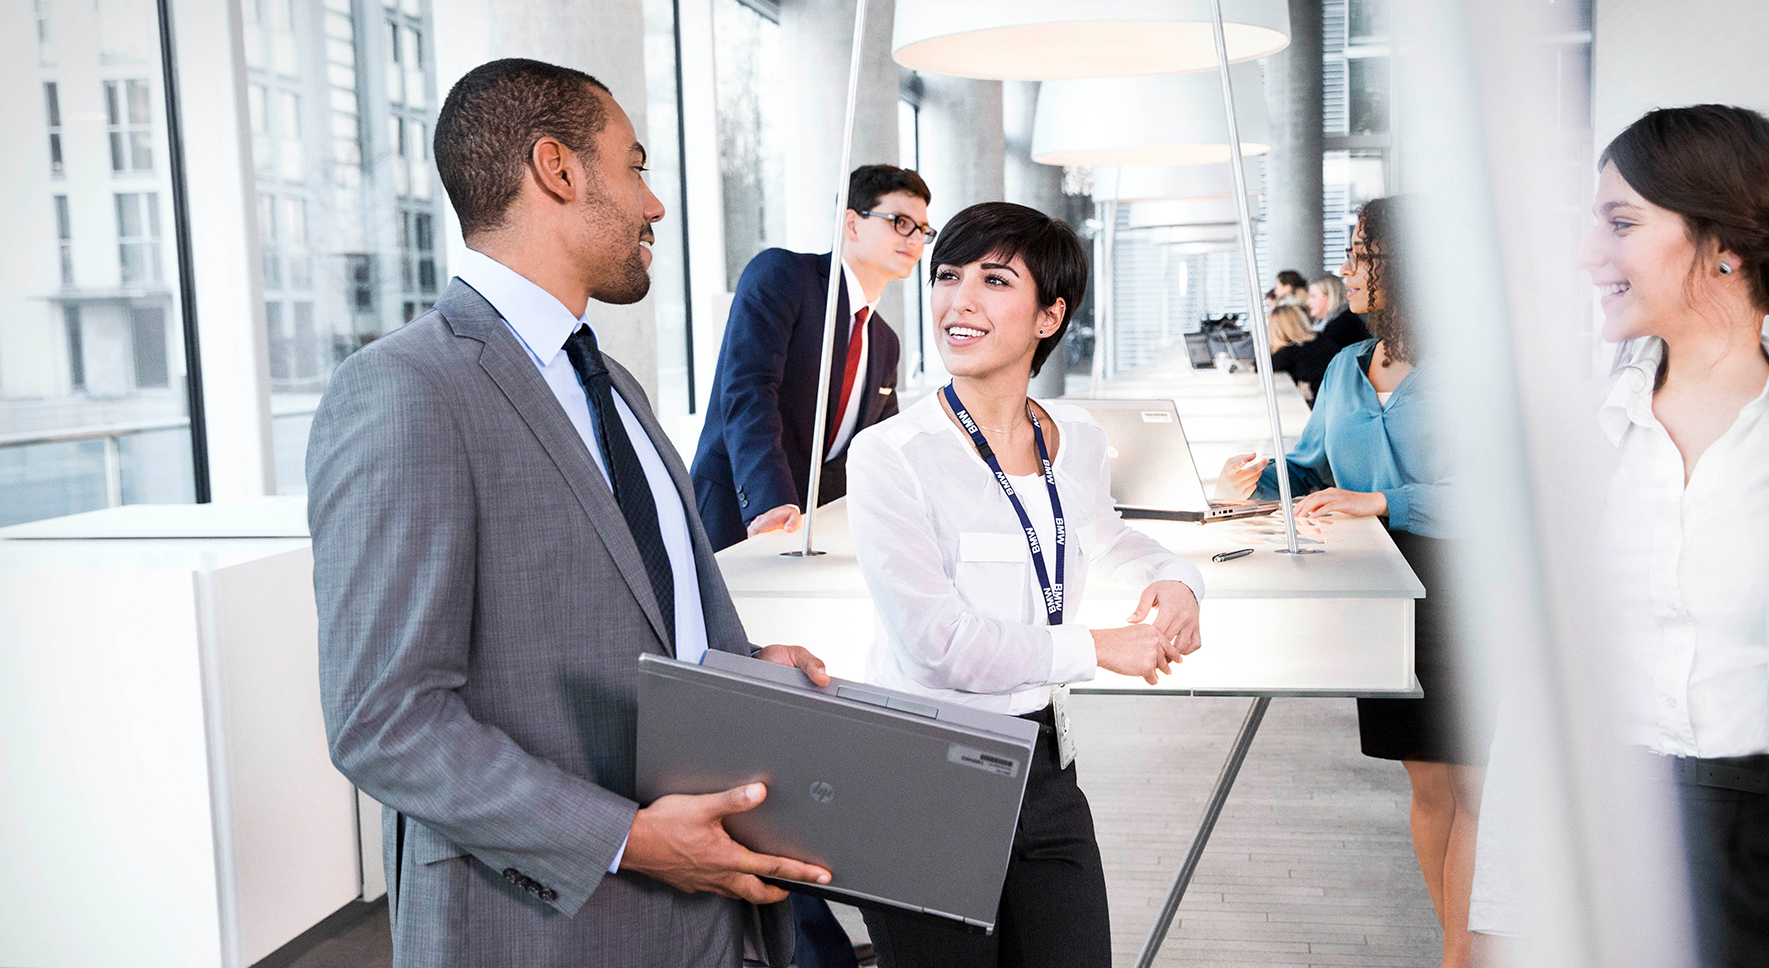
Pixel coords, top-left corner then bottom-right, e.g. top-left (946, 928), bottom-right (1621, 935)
top-left (1217, 196), bottom-right (1480, 968)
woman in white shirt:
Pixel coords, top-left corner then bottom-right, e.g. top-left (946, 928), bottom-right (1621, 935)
top-left (1576, 104), bottom-right (1769, 967)
top-left (846, 202), bottom-right (1206, 968)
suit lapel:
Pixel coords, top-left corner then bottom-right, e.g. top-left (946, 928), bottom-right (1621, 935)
top-left (860, 311), bottom-right (893, 424)
top-left (817, 255), bottom-right (852, 439)
top-left (437, 280), bottom-right (673, 654)
top-left (604, 360), bottom-right (749, 652)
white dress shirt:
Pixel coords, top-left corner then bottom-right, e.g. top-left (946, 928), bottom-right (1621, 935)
top-left (846, 393), bottom-right (1206, 714)
top-left (825, 258), bottom-right (878, 461)
top-left (454, 249), bottom-right (712, 668)
top-left (1604, 335), bottom-right (1769, 758)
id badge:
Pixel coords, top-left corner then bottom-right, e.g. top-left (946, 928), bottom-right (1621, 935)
top-left (1051, 684), bottom-right (1076, 769)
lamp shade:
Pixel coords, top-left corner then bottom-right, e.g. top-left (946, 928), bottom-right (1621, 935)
top-left (891, 0), bottom-right (1290, 81)
top-left (1127, 199), bottom-right (1253, 228)
top-left (1032, 64), bottom-right (1270, 166)
top-left (1093, 160), bottom-right (1261, 203)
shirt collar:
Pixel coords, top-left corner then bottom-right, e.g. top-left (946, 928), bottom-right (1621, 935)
top-left (1599, 337), bottom-right (1664, 446)
top-left (455, 247), bottom-right (589, 364)
top-left (841, 258), bottom-right (880, 320)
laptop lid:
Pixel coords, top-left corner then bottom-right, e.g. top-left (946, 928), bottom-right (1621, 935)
top-left (1061, 399), bottom-right (1216, 517)
top-left (636, 651), bottom-right (1038, 932)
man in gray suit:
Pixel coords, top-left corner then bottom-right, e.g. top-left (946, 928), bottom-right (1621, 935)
top-left (308, 58), bottom-right (831, 967)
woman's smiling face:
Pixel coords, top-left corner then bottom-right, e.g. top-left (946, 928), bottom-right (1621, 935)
top-left (931, 253), bottom-right (1064, 380)
top-left (1577, 161), bottom-right (1713, 343)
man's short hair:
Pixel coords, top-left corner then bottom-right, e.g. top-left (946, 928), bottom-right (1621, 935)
top-left (433, 58), bottom-right (611, 237)
top-left (848, 165), bottom-right (932, 214)
top-left (929, 202), bottom-right (1088, 377)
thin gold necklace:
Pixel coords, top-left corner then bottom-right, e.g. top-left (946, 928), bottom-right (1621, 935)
top-left (974, 402), bottom-right (1034, 435)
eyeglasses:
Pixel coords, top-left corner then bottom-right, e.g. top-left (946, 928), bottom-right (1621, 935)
top-left (1342, 246), bottom-right (1383, 271)
top-left (859, 210), bottom-right (937, 245)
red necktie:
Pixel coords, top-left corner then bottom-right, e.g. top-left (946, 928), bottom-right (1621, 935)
top-left (828, 306), bottom-right (869, 449)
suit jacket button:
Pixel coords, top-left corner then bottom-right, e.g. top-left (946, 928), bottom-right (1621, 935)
top-left (539, 887), bottom-right (559, 902)
top-left (503, 868), bottom-right (521, 882)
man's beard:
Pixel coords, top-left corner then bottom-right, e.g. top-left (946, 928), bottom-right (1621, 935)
top-left (583, 194), bottom-right (653, 305)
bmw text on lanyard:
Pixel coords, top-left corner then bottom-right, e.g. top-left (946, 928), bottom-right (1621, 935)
top-left (942, 383), bottom-right (1066, 626)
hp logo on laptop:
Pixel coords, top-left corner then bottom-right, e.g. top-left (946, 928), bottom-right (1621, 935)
top-left (808, 781), bottom-right (835, 804)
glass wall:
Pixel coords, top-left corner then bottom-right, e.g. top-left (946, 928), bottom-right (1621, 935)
top-left (242, 0), bottom-right (446, 493)
top-left (643, 0), bottom-right (694, 420)
top-left (711, 0), bottom-right (786, 291)
top-left (0, 0), bottom-right (198, 527)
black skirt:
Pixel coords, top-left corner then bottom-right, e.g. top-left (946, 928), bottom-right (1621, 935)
top-left (1356, 529), bottom-right (1492, 765)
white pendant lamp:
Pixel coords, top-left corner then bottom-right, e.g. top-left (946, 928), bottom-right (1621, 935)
top-left (1093, 160), bottom-right (1261, 203)
top-left (1127, 198), bottom-right (1250, 228)
top-left (891, 0), bottom-right (1290, 81)
top-left (1031, 64), bottom-right (1270, 166)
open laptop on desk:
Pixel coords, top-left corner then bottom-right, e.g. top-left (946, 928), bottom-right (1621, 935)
top-left (1063, 398), bottom-right (1285, 522)
top-left (636, 650), bottom-right (1038, 933)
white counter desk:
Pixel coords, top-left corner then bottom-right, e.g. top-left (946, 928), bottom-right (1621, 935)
top-left (0, 502), bottom-right (372, 968)
top-left (720, 365), bottom-right (1419, 967)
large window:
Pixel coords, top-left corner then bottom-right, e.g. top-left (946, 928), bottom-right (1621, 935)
top-left (0, 0), bottom-right (198, 526)
top-left (1323, 0), bottom-right (1393, 272)
top-left (243, 0), bottom-right (446, 492)
top-left (712, 0), bottom-right (787, 290)
top-left (642, 0), bottom-right (696, 427)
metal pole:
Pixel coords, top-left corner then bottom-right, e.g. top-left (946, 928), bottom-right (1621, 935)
top-left (1133, 696), bottom-right (1271, 968)
top-left (793, 0), bottom-right (869, 558)
top-left (1089, 202), bottom-right (1107, 395)
top-left (103, 435), bottom-right (123, 508)
top-left (1208, 0), bottom-right (1314, 556)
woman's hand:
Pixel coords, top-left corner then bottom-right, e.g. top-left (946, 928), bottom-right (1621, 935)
top-left (1295, 488), bottom-right (1387, 518)
top-left (1091, 625), bottom-right (1175, 685)
top-left (1215, 453), bottom-right (1268, 501)
top-left (1128, 580), bottom-right (1202, 657)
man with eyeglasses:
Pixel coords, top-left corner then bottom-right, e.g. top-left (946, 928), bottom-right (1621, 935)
top-left (692, 164), bottom-right (934, 556)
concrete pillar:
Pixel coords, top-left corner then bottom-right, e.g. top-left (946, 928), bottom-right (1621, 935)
top-left (911, 74), bottom-right (1004, 384)
top-left (433, 0), bottom-right (657, 396)
top-left (778, 0), bottom-right (904, 337)
top-left (1262, 0), bottom-right (1325, 281)
top-left (1003, 80), bottom-right (1068, 398)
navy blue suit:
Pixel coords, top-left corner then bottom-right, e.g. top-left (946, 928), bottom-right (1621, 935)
top-left (691, 248), bottom-right (901, 552)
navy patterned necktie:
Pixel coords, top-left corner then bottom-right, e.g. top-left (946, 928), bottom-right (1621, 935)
top-left (562, 324), bottom-right (675, 647)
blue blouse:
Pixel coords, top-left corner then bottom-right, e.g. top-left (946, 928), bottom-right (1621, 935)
top-left (1253, 339), bottom-right (1453, 538)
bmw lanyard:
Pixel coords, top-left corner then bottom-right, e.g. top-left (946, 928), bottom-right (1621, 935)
top-left (942, 383), bottom-right (1065, 626)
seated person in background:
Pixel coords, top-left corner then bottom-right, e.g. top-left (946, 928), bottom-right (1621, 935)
top-left (1218, 196), bottom-right (1487, 968)
top-left (691, 164), bottom-right (931, 552)
top-left (1267, 303), bottom-right (1339, 404)
top-left (1305, 273), bottom-right (1347, 331)
top-left (1274, 268), bottom-right (1311, 306)
top-left (1314, 270), bottom-right (1372, 349)
top-left (846, 201), bottom-right (1206, 968)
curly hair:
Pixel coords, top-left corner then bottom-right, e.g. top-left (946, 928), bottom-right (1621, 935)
top-left (1355, 196), bottom-right (1412, 365)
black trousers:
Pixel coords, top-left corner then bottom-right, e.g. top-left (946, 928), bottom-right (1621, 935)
top-left (1677, 756), bottom-right (1769, 968)
top-left (861, 709), bottom-right (1112, 968)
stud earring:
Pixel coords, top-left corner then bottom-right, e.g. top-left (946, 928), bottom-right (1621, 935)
top-left (1719, 262), bottom-right (1735, 275)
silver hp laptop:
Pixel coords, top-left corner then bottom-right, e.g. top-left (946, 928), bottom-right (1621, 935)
top-left (636, 650), bottom-right (1039, 933)
top-left (1063, 398), bottom-right (1283, 522)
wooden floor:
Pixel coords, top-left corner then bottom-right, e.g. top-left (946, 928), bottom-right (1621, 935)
top-left (836, 694), bottom-right (1444, 968)
top-left (287, 694), bottom-right (1442, 968)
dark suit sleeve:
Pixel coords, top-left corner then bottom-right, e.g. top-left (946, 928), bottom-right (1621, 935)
top-left (308, 347), bottom-right (636, 918)
top-left (876, 323), bottom-right (901, 423)
top-left (716, 249), bottom-right (805, 521)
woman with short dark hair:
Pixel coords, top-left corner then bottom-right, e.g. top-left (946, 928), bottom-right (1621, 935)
top-left (846, 202), bottom-right (1207, 967)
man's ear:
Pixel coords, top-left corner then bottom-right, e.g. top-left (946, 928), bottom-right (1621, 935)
top-left (530, 136), bottom-right (577, 204)
top-left (844, 208), bottom-right (860, 243)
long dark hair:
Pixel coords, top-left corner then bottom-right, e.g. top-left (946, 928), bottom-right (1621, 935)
top-left (1601, 104), bottom-right (1769, 315)
top-left (1356, 196), bottom-right (1412, 365)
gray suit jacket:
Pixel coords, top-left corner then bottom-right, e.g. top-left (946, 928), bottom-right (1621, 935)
top-left (308, 279), bottom-right (794, 967)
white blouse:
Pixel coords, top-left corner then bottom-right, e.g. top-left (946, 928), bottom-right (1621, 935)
top-left (846, 392), bottom-right (1207, 715)
top-left (1603, 336), bottom-right (1769, 758)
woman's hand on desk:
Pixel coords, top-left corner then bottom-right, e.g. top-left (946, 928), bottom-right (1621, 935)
top-left (1295, 488), bottom-right (1386, 519)
top-left (1129, 581), bottom-right (1203, 658)
top-left (1215, 453), bottom-right (1267, 500)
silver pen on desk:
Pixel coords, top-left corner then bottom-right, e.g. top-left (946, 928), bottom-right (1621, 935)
top-left (1211, 548), bottom-right (1256, 563)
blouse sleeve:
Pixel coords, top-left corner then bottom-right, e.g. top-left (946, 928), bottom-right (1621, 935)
top-left (846, 431), bottom-right (1080, 694)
